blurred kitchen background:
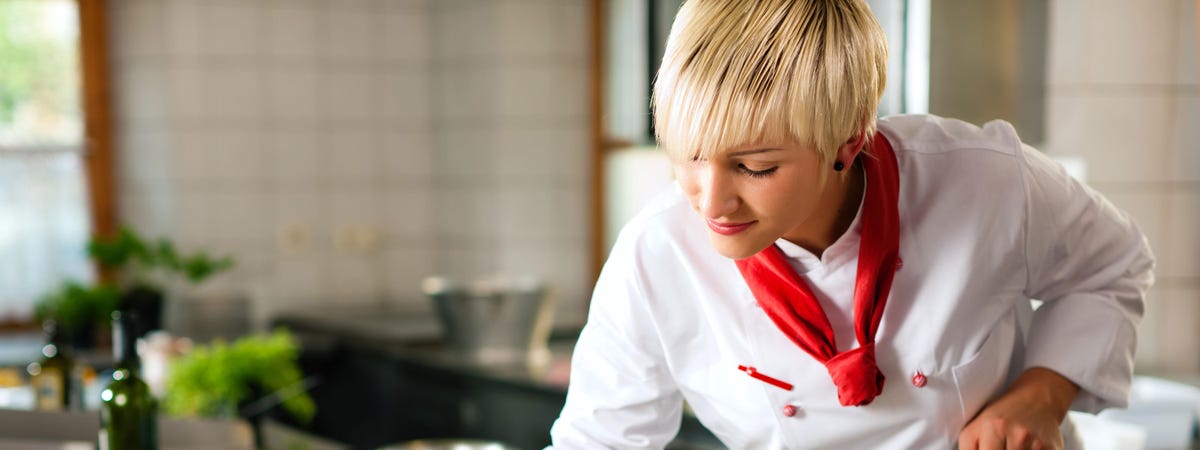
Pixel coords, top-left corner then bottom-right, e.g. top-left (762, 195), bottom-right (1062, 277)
top-left (0, 0), bottom-right (1196, 449)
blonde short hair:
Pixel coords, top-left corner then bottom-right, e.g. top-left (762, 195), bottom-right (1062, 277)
top-left (653, 0), bottom-right (888, 165)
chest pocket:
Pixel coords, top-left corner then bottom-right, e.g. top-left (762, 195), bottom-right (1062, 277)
top-left (951, 313), bottom-right (1017, 422)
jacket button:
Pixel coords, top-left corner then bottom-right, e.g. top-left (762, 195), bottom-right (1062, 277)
top-left (912, 371), bottom-right (927, 388)
top-left (782, 404), bottom-right (797, 417)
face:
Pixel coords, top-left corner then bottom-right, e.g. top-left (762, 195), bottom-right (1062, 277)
top-left (674, 141), bottom-right (831, 260)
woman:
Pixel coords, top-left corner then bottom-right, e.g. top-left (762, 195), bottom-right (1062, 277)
top-left (551, 0), bottom-right (1154, 448)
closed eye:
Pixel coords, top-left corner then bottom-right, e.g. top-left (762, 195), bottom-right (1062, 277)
top-left (738, 164), bottom-right (778, 178)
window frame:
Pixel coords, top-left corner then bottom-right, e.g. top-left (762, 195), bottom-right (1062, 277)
top-left (0, 0), bottom-right (114, 331)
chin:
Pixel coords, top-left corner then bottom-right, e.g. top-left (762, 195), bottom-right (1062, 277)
top-left (708, 234), bottom-right (770, 260)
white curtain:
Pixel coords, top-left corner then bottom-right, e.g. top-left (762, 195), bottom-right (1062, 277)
top-left (0, 147), bottom-right (93, 321)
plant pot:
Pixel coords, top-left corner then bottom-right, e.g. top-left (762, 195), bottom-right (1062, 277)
top-left (120, 286), bottom-right (164, 338)
top-left (66, 322), bottom-right (97, 350)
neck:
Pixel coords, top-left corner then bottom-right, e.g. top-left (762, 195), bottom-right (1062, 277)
top-left (783, 162), bottom-right (866, 257)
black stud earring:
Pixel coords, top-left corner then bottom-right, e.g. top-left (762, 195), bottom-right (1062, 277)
top-left (833, 161), bottom-right (845, 172)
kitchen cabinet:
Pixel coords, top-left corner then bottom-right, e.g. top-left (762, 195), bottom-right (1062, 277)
top-left (273, 309), bottom-right (722, 449)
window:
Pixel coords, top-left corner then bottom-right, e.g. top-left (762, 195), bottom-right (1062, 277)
top-left (0, 0), bottom-right (94, 321)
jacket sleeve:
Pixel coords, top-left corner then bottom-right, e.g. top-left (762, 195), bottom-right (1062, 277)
top-left (1018, 143), bottom-right (1155, 413)
top-left (548, 224), bottom-right (684, 448)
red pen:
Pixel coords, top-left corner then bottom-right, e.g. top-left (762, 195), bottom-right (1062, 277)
top-left (738, 365), bottom-right (794, 391)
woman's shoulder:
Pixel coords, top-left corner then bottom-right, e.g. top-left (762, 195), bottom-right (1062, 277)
top-left (616, 184), bottom-right (700, 242)
top-left (609, 184), bottom-right (711, 260)
top-left (878, 114), bottom-right (1025, 159)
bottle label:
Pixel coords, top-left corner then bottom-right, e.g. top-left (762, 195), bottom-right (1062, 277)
top-left (32, 368), bottom-right (64, 411)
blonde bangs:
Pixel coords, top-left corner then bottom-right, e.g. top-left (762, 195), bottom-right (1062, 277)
top-left (653, 0), bottom-right (887, 164)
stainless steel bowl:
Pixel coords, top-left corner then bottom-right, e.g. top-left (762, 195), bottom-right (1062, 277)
top-left (378, 439), bottom-right (522, 450)
top-left (422, 276), bottom-right (556, 367)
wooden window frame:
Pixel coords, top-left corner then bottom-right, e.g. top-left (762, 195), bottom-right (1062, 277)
top-left (79, 0), bottom-right (117, 248)
top-left (0, 0), bottom-right (115, 331)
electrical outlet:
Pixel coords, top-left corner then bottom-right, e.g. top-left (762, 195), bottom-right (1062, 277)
top-left (355, 226), bottom-right (382, 255)
top-left (278, 223), bottom-right (312, 253)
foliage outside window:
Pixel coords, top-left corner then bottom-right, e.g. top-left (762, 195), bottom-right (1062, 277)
top-left (0, 0), bottom-right (81, 146)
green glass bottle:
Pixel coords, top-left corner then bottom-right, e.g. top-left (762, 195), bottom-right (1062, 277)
top-left (28, 319), bottom-right (74, 411)
top-left (99, 311), bottom-right (158, 450)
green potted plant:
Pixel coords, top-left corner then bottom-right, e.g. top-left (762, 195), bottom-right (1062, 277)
top-left (34, 281), bottom-right (119, 349)
top-left (88, 227), bottom-right (235, 336)
top-left (165, 330), bottom-right (316, 449)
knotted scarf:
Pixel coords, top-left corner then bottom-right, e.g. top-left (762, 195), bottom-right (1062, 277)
top-left (735, 132), bottom-right (900, 407)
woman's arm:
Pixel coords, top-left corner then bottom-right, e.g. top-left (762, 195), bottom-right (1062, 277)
top-left (959, 367), bottom-right (1079, 449)
top-left (960, 143), bottom-right (1155, 449)
top-left (548, 225), bottom-right (684, 448)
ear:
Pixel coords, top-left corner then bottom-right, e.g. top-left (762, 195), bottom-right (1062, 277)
top-left (835, 128), bottom-right (868, 165)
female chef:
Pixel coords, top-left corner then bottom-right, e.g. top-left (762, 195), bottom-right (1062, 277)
top-left (550, 0), bottom-right (1154, 448)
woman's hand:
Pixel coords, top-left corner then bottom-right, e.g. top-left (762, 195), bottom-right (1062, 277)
top-left (958, 367), bottom-right (1079, 450)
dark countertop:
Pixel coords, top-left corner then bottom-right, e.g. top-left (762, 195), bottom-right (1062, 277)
top-left (272, 307), bottom-right (723, 449)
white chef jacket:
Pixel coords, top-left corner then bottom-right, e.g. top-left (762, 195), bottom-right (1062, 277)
top-left (550, 115), bottom-right (1155, 449)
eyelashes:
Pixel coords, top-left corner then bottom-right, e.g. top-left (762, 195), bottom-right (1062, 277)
top-left (681, 158), bottom-right (779, 178)
top-left (738, 164), bottom-right (778, 178)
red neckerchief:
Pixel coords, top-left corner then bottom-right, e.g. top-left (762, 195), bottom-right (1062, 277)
top-left (735, 132), bottom-right (900, 406)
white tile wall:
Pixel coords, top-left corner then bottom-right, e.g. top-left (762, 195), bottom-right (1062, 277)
top-left (204, 65), bottom-right (265, 123)
top-left (110, 0), bottom-right (593, 328)
top-left (381, 187), bottom-right (435, 237)
top-left (163, 0), bottom-right (202, 59)
top-left (265, 67), bottom-right (321, 122)
top-left (381, 245), bottom-right (435, 303)
top-left (268, 129), bottom-right (322, 184)
top-left (1176, 0), bottom-right (1198, 86)
top-left (381, 9), bottom-right (431, 63)
top-left (1044, 89), bottom-right (1171, 184)
top-left (379, 70), bottom-right (432, 124)
top-left (495, 2), bottom-right (560, 58)
top-left (328, 255), bottom-right (380, 303)
top-left (118, 128), bottom-right (171, 185)
top-left (436, 127), bottom-right (496, 183)
top-left (117, 188), bottom-right (175, 239)
top-left (493, 126), bottom-right (590, 183)
top-left (1045, 0), bottom-right (1087, 86)
top-left (1081, 0), bottom-right (1175, 86)
top-left (1168, 92), bottom-right (1200, 182)
top-left (172, 190), bottom-right (215, 247)
top-left (433, 69), bottom-right (496, 121)
top-left (495, 65), bottom-right (588, 119)
top-left (1162, 192), bottom-right (1200, 280)
top-left (201, 2), bottom-right (261, 59)
top-left (206, 129), bottom-right (267, 183)
top-left (1048, 0), bottom-right (1200, 372)
top-left (111, 0), bottom-right (165, 61)
top-left (264, 3), bottom-right (320, 61)
top-left (267, 256), bottom-right (328, 307)
top-left (117, 63), bottom-right (169, 127)
top-left (432, 1), bottom-right (497, 62)
top-left (321, 8), bottom-right (376, 63)
top-left (208, 189), bottom-right (271, 243)
top-left (320, 69), bottom-right (376, 123)
top-left (166, 65), bottom-right (208, 122)
top-left (1137, 286), bottom-right (1169, 369)
top-left (1159, 287), bottom-right (1200, 373)
top-left (322, 130), bottom-right (379, 182)
top-left (380, 130), bottom-right (435, 182)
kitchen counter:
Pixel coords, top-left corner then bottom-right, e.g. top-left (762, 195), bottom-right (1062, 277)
top-left (272, 308), bottom-right (722, 450)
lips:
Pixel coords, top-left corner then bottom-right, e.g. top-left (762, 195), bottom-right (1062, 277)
top-left (706, 219), bottom-right (756, 235)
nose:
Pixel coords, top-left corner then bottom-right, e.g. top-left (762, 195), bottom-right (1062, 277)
top-left (694, 164), bottom-right (739, 220)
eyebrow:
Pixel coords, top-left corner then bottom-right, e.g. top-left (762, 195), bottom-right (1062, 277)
top-left (727, 148), bottom-right (783, 157)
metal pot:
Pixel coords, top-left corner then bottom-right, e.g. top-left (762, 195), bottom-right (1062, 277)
top-left (422, 276), bottom-right (556, 367)
top-left (379, 439), bottom-right (522, 450)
